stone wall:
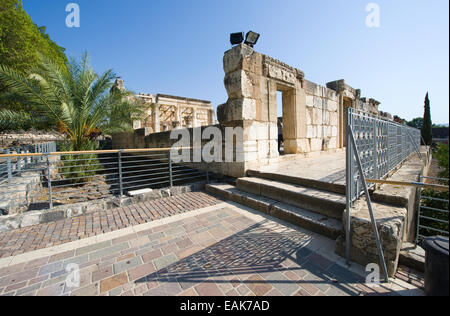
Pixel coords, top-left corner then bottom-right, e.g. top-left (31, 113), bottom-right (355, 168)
top-left (304, 80), bottom-right (339, 152)
top-left (0, 131), bottom-right (64, 149)
top-left (112, 125), bottom-right (246, 178)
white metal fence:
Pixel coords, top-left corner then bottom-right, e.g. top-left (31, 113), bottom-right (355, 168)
top-left (346, 108), bottom-right (422, 203)
top-left (345, 108), bottom-right (422, 282)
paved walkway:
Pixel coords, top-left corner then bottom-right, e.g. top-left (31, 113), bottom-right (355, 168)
top-left (0, 202), bottom-right (423, 296)
top-left (257, 152), bottom-right (346, 185)
top-left (0, 192), bottom-right (222, 258)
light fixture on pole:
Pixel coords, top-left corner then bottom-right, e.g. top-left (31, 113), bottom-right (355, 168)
top-left (244, 31), bottom-right (260, 47)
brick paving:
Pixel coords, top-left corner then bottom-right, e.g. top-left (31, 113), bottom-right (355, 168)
top-left (0, 192), bottom-right (223, 259)
top-left (0, 204), bottom-right (423, 296)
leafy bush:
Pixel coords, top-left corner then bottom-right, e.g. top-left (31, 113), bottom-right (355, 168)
top-left (420, 189), bottom-right (449, 237)
top-left (419, 145), bottom-right (449, 238)
top-left (0, 109), bottom-right (33, 131)
top-left (434, 143), bottom-right (449, 180)
top-left (58, 140), bottom-right (102, 184)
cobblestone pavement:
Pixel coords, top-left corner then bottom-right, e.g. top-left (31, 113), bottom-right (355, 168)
top-left (0, 192), bottom-right (223, 258)
top-left (0, 203), bottom-right (423, 296)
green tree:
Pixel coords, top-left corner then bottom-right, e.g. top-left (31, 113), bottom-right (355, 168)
top-left (407, 117), bottom-right (424, 130)
top-left (421, 92), bottom-right (433, 145)
top-left (0, 53), bottom-right (142, 150)
top-left (0, 0), bottom-right (67, 113)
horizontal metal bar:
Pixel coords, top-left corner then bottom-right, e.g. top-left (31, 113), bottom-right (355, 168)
top-left (421, 196), bottom-right (449, 203)
top-left (122, 171), bottom-right (170, 181)
top-left (122, 175), bottom-right (170, 185)
top-left (420, 205), bottom-right (449, 213)
top-left (418, 225), bottom-right (449, 235)
top-left (121, 162), bottom-right (169, 171)
top-left (0, 147), bottom-right (193, 158)
top-left (419, 215), bottom-right (449, 224)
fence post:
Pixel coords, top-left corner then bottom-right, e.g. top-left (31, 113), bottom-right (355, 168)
top-left (17, 148), bottom-right (22, 176)
top-left (373, 120), bottom-right (378, 180)
top-left (46, 154), bottom-right (53, 209)
top-left (118, 150), bottom-right (124, 197)
top-left (6, 149), bottom-right (12, 181)
top-left (168, 150), bottom-right (173, 188)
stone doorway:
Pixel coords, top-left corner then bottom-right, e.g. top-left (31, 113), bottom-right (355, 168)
top-left (276, 84), bottom-right (297, 156)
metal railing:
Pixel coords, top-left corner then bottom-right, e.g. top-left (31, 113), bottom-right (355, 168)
top-left (0, 142), bottom-right (56, 184)
top-left (345, 108), bottom-right (422, 282)
top-left (346, 108), bottom-right (422, 203)
top-left (0, 147), bottom-right (209, 214)
top-left (416, 175), bottom-right (449, 243)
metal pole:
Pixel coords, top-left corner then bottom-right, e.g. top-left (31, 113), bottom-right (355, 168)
top-left (6, 149), bottom-right (12, 181)
top-left (373, 120), bottom-right (378, 180)
top-left (168, 150), bottom-right (173, 188)
top-left (415, 174), bottom-right (423, 245)
top-left (46, 155), bottom-right (53, 209)
top-left (345, 126), bottom-right (352, 265)
top-left (349, 125), bottom-right (390, 283)
top-left (17, 148), bottom-right (22, 176)
top-left (118, 150), bottom-right (124, 196)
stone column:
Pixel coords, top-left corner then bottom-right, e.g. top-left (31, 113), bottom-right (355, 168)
top-left (153, 103), bottom-right (160, 133)
top-left (192, 107), bottom-right (198, 127)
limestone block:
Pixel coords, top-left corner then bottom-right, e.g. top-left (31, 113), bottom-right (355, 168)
top-left (217, 98), bottom-right (256, 123)
top-left (306, 125), bottom-right (315, 139)
top-left (325, 89), bottom-right (338, 101)
top-left (269, 123), bottom-right (278, 140)
top-left (243, 140), bottom-right (258, 152)
top-left (337, 198), bottom-right (407, 277)
top-left (306, 108), bottom-right (312, 125)
top-left (316, 126), bottom-right (322, 139)
top-left (256, 123), bottom-right (269, 140)
top-left (331, 126), bottom-right (338, 137)
top-left (223, 44), bottom-right (255, 74)
top-left (310, 138), bottom-right (323, 152)
top-left (313, 97), bottom-right (323, 109)
top-left (328, 100), bottom-right (338, 112)
top-left (306, 95), bottom-right (314, 108)
top-left (330, 112), bottom-right (339, 126)
top-left (322, 111), bottom-right (330, 125)
top-left (312, 108), bottom-right (323, 125)
top-left (245, 151), bottom-right (258, 162)
top-left (257, 140), bottom-right (269, 159)
top-left (328, 137), bottom-right (337, 149)
top-left (224, 70), bottom-right (255, 99)
top-left (284, 139), bottom-right (310, 154)
top-left (243, 124), bottom-right (257, 142)
top-left (20, 212), bottom-right (41, 228)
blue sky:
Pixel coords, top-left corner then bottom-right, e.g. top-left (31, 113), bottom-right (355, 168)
top-left (23, 0), bottom-right (449, 124)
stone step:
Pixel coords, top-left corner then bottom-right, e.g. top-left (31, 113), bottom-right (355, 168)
top-left (247, 169), bottom-right (346, 195)
top-left (399, 242), bottom-right (425, 272)
top-left (206, 183), bottom-right (342, 240)
top-left (236, 177), bottom-right (346, 220)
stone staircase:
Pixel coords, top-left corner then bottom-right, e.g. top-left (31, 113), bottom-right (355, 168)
top-left (206, 171), bottom-right (346, 240)
top-left (206, 170), bottom-right (398, 243)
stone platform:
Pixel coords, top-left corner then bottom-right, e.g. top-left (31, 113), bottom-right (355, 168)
top-left (208, 148), bottom-right (431, 278)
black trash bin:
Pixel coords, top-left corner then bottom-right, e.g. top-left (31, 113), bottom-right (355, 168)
top-left (423, 236), bottom-right (449, 296)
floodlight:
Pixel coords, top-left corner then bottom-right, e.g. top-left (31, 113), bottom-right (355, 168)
top-left (244, 31), bottom-right (260, 47)
top-left (230, 32), bottom-right (244, 45)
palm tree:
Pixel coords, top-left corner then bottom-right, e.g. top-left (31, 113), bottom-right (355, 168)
top-left (0, 53), bottom-right (142, 150)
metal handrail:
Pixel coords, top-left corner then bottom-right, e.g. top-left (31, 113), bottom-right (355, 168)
top-left (0, 146), bottom-right (209, 214)
top-left (345, 108), bottom-right (422, 283)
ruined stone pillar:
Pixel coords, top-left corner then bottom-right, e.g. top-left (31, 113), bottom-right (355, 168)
top-left (153, 103), bottom-right (160, 133)
top-left (192, 107), bottom-right (198, 127)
